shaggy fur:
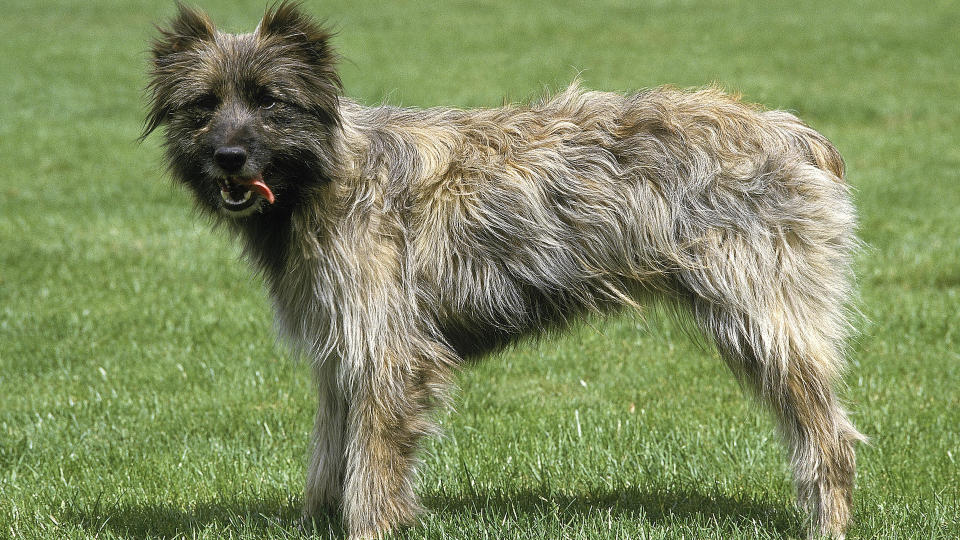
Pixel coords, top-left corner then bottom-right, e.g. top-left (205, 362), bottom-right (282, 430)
top-left (144, 3), bottom-right (864, 538)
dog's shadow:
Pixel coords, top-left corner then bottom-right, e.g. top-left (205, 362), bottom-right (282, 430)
top-left (66, 485), bottom-right (800, 538)
top-left (428, 485), bottom-right (801, 537)
top-left (64, 495), bottom-right (344, 539)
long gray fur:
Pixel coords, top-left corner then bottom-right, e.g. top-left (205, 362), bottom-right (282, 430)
top-left (145, 3), bottom-right (864, 538)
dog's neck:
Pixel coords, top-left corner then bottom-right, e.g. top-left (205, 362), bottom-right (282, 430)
top-left (236, 99), bottom-right (434, 293)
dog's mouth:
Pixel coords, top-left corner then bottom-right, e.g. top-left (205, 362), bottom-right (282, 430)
top-left (217, 174), bottom-right (276, 213)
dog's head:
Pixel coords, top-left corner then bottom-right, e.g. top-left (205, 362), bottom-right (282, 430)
top-left (143, 2), bottom-right (340, 217)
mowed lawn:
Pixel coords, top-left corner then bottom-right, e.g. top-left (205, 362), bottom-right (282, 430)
top-left (1, 1), bottom-right (957, 538)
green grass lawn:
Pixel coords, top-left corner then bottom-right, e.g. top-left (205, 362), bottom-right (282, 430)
top-left (1, 1), bottom-right (958, 538)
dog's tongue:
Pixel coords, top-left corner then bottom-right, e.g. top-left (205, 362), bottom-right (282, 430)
top-left (239, 175), bottom-right (275, 204)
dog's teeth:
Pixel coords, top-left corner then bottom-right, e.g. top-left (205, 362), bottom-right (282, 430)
top-left (219, 187), bottom-right (254, 207)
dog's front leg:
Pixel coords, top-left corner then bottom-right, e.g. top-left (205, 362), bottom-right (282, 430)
top-left (303, 358), bottom-right (349, 520)
top-left (341, 352), bottom-right (429, 539)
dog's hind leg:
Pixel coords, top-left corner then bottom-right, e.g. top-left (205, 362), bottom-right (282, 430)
top-left (691, 295), bottom-right (863, 538)
top-left (680, 166), bottom-right (864, 538)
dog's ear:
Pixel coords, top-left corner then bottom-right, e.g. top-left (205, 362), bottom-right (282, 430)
top-left (142, 3), bottom-right (215, 140)
top-left (151, 2), bottom-right (216, 60)
top-left (257, 1), bottom-right (342, 124)
top-left (257, 1), bottom-right (335, 62)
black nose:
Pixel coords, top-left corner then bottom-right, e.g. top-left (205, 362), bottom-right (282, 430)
top-left (214, 146), bottom-right (247, 173)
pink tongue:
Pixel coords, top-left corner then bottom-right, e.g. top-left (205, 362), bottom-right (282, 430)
top-left (243, 175), bottom-right (275, 204)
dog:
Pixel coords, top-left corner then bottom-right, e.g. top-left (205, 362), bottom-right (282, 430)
top-left (143, 3), bottom-right (864, 538)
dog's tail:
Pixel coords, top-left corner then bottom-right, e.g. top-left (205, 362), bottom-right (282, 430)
top-left (766, 111), bottom-right (846, 180)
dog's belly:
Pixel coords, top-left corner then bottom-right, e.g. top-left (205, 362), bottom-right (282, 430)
top-left (430, 268), bottom-right (631, 359)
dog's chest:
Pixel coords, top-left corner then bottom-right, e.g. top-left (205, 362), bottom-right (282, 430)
top-left (266, 249), bottom-right (338, 359)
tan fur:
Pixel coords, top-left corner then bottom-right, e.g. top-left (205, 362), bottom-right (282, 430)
top-left (145, 4), bottom-right (864, 539)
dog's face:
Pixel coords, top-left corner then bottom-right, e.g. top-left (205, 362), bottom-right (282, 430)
top-left (143, 2), bottom-right (340, 218)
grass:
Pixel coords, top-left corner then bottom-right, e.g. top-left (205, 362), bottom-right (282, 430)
top-left (1, 0), bottom-right (958, 538)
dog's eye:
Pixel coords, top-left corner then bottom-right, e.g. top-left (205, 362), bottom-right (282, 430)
top-left (259, 95), bottom-right (277, 110)
top-left (195, 94), bottom-right (219, 111)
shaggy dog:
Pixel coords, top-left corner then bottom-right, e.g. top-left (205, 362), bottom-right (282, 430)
top-left (144, 3), bottom-right (863, 538)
